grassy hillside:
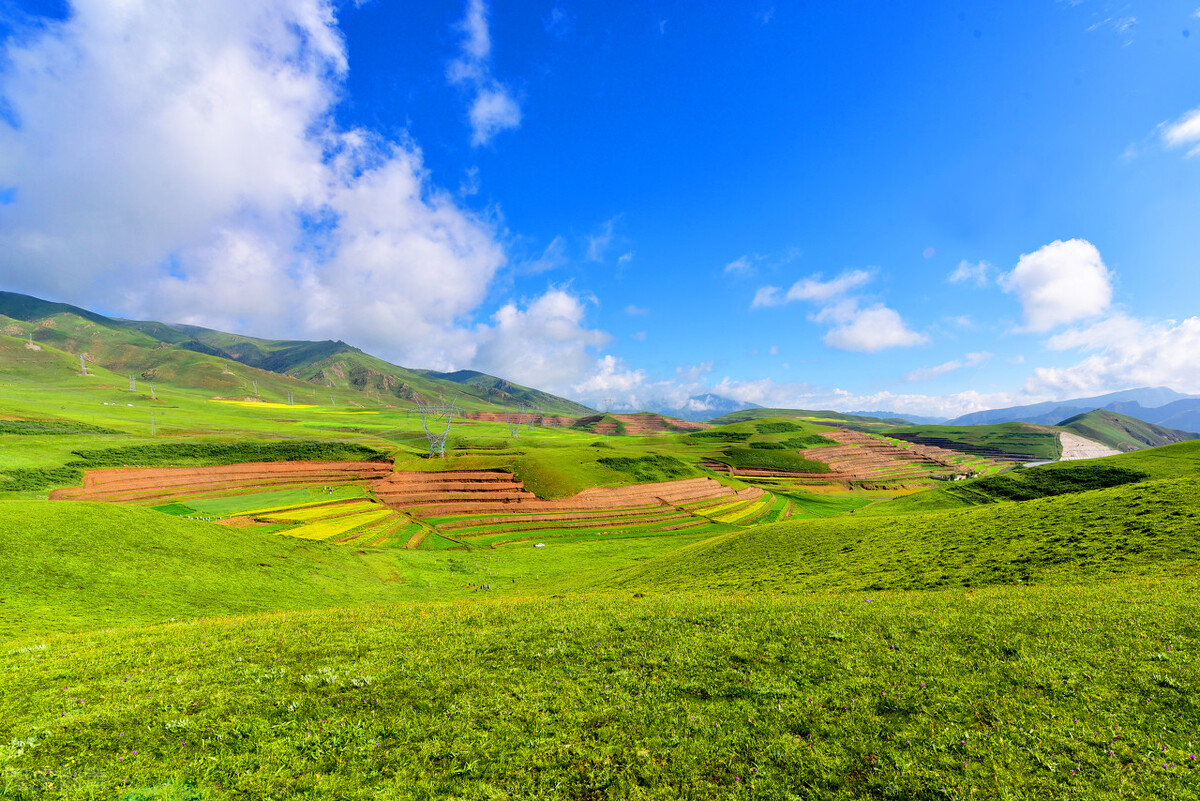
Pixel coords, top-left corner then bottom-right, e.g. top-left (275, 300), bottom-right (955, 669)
top-left (706, 407), bottom-right (897, 427)
top-left (2, 578), bottom-right (1197, 799)
top-left (889, 422), bottom-right (1061, 461)
top-left (606, 474), bottom-right (1200, 594)
top-left (1059, 408), bottom-right (1198, 452)
top-left (862, 440), bottom-right (1200, 516)
top-left (0, 290), bottom-right (592, 418)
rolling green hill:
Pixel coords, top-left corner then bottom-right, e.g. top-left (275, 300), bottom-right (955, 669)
top-left (860, 440), bottom-right (1200, 516)
top-left (706, 407), bottom-right (900, 426)
top-left (0, 290), bottom-right (593, 417)
top-left (606, 471), bottom-right (1200, 595)
top-left (1058, 408), bottom-right (1198, 452)
top-left (888, 422), bottom-right (1061, 461)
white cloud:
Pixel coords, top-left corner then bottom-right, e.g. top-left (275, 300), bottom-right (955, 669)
top-left (822, 304), bottom-right (928, 353)
top-left (624, 305), bottom-right (648, 316)
top-left (706, 377), bottom-right (1021, 420)
top-left (1026, 314), bottom-right (1200, 396)
top-left (753, 268), bottom-right (923, 352)
top-left (751, 270), bottom-right (870, 308)
top-left (724, 255), bottom-right (755, 274)
top-left (1000, 239), bottom-right (1112, 332)
top-left (948, 259), bottom-right (993, 286)
top-left (902, 352), bottom-right (991, 383)
top-left (521, 236), bottom-right (567, 275)
top-left (471, 289), bottom-right (611, 393)
top-left (676, 362), bottom-right (713, 382)
top-left (447, 0), bottom-right (521, 147)
top-left (586, 216), bottom-right (621, 262)
top-left (545, 6), bottom-right (573, 38)
top-left (0, 0), bottom-right (532, 373)
top-left (751, 286), bottom-right (782, 308)
top-left (1162, 106), bottom-right (1200, 157)
top-left (572, 354), bottom-right (646, 396)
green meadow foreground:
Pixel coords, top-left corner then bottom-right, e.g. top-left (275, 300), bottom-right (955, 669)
top-left (1, 320), bottom-right (1199, 797)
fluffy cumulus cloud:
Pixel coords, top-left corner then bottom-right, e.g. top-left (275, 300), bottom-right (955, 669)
top-left (1162, 106), bottom-right (1200, 157)
top-left (1000, 239), bottom-right (1112, 332)
top-left (447, 0), bottom-right (521, 146)
top-left (469, 289), bottom-right (610, 393)
top-left (820, 303), bottom-right (928, 352)
top-left (0, 0), bottom-right (553, 372)
top-left (571, 354), bottom-right (647, 397)
top-left (1025, 314), bottom-right (1200, 396)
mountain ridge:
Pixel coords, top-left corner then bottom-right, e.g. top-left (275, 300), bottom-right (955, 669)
top-left (0, 290), bottom-right (594, 416)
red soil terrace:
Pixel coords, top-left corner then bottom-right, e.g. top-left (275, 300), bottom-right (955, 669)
top-left (50, 461), bottom-right (392, 504)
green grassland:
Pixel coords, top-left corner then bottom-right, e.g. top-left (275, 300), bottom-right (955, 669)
top-left (5, 294), bottom-right (1200, 798)
top-left (888, 423), bottom-right (1062, 461)
top-left (706, 408), bottom-right (901, 427)
top-left (606, 474), bottom-right (1200, 595)
top-left (861, 440), bottom-right (1200, 516)
top-left (2, 580), bottom-right (1198, 799)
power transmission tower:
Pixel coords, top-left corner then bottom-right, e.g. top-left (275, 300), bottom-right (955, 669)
top-left (79, 354), bottom-right (88, 375)
top-left (129, 375), bottom-right (136, 392)
top-left (602, 398), bottom-right (616, 446)
top-left (506, 403), bottom-right (527, 439)
top-left (526, 404), bottom-right (543, 433)
top-left (415, 394), bottom-right (461, 458)
top-left (150, 385), bottom-right (157, 400)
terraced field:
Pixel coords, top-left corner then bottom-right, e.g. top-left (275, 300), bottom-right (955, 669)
top-left (796, 429), bottom-right (1001, 485)
top-left (47, 461), bottom-right (792, 549)
top-left (49, 461), bottom-right (414, 546)
top-left (381, 472), bottom-right (790, 546)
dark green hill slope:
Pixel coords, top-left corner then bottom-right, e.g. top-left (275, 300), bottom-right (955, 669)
top-left (888, 422), bottom-right (1060, 460)
top-left (420, 369), bottom-right (594, 416)
top-left (606, 474), bottom-right (1200, 594)
top-left (1058, 408), bottom-right (1198, 452)
top-left (861, 439), bottom-right (1200, 516)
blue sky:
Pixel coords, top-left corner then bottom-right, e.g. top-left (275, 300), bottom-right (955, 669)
top-left (1, 1), bottom-right (1198, 417)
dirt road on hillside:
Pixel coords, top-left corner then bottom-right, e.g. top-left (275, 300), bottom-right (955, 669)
top-left (1058, 432), bottom-right (1121, 461)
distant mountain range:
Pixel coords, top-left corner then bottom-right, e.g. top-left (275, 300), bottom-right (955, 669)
top-left (0, 290), bottom-right (595, 417)
top-left (947, 387), bottom-right (1200, 433)
top-left (641, 394), bottom-right (761, 422)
